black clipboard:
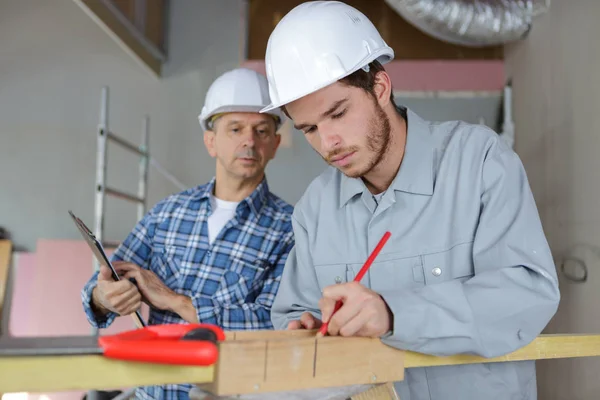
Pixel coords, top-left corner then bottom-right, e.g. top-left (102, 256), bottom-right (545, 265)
top-left (69, 210), bottom-right (146, 328)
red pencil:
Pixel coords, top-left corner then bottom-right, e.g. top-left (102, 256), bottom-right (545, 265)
top-left (318, 231), bottom-right (392, 336)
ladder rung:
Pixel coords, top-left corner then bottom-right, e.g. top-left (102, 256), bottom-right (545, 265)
top-left (104, 187), bottom-right (144, 204)
top-left (101, 240), bottom-right (121, 249)
top-left (105, 131), bottom-right (148, 157)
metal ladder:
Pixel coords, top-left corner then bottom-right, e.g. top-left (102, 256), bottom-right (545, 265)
top-left (95, 86), bottom-right (150, 260)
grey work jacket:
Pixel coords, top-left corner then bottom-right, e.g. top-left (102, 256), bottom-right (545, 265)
top-left (271, 108), bottom-right (560, 400)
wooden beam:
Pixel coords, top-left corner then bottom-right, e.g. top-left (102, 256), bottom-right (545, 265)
top-left (204, 334), bottom-right (404, 396)
top-left (202, 332), bottom-right (600, 396)
top-left (0, 353), bottom-right (213, 394)
top-left (1, 331), bottom-right (600, 395)
top-left (0, 240), bottom-right (11, 399)
top-left (351, 383), bottom-right (399, 400)
top-left (403, 334), bottom-right (600, 368)
top-left (73, 0), bottom-right (162, 77)
top-left (0, 240), bottom-right (12, 329)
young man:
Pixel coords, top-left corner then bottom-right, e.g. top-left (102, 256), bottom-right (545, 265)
top-left (265, 2), bottom-right (560, 399)
top-left (81, 68), bottom-right (294, 399)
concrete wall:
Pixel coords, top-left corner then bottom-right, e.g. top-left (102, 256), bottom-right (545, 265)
top-left (0, 0), bottom-right (326, 252)
top-left (505, 0), bottom-right (600, 398)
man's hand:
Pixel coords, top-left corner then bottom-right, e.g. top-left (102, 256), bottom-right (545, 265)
top-left (287, 312), bottom-right (322, 330)
top-left (114, 261), bottom-right (179, 311)
top-left (91, 264), bottom-right (141, 316)
top-left (319, 282), bottom-right (393, 337)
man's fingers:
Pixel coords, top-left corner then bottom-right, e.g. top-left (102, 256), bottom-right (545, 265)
top-left (300, 312), bottom-right (319, 329)
top-left (318, 297), bottom-right (338, 323)
top-left (110, 279), bottom-right (136, 294)
top-left (337, 310), bottom-right (369, 337)
top-left (111, 285), bottom-right (141, 310)
top-left (287, 320), bottom-right (302, 330)
top-left (322, 283), bottom-right (354, 301)
top-left (117, 291), bottom-right (143, 315)
top-left (123, 270), bottom-right (143, 287)
top-left (113, 262), bottom-right (139, 275)
top-left (98, 264), bottom-right (114, 281)
top-left (328, 300), bottom-right (362, 336)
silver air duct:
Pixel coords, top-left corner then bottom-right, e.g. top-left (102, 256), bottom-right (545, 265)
top-left (383, 0), bottom-right (551, 47)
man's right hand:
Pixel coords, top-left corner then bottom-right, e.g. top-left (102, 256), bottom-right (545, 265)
top-left (91, 264), bottom-right (142, 316)
top-left (287, 312), bottom-right (322, 330)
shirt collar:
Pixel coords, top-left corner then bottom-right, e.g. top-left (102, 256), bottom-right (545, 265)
top-left (196, 176), bottom-right (270, 217)
top-left (339, 107), bottom-right (434, 208)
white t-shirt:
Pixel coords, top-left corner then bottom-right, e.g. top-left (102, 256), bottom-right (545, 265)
top-left (208, 194), bottom-right (240, 245)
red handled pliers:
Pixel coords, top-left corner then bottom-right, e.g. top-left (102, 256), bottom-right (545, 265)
top-left (98, 323), bottom-right (225, 366)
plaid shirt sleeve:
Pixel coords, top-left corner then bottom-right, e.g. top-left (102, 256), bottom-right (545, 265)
top-left (191, 228), bottom-right (295, 330)
top-left (80, 210), bottom-right (156, 329)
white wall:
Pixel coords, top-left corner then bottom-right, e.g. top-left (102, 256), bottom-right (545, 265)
top-left (0, 0), bottom-right (326, 251)
top-left (505, 0), bottom-right (600, 398)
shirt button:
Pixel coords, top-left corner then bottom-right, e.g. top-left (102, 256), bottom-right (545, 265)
top-left (335, 276), bottom-right (342, 284)
top-left (432, 267), bottom-right (442, 277)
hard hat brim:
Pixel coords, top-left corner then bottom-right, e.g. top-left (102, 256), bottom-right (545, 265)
top-left (199, 104), bottom-right (284, 131)
top-left (260, 49), bottom-right (394, 114)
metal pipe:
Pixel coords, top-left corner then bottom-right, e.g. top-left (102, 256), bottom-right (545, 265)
top-left (101, 240), bottom-right (122, 249)
top-left (89, 85), bottom-right (109, 400)
top-left (105, 187), bottom-right (145, 204)
top-left (501, 83), bottom-right (515, 149)
top-left (107, 131), bottom-right (148, 156)
top-left (94, 87), bottom-right (108, 273)
top-left (384, 0), bottom-right (551, 48)
top-left (138, 116), bottom-right (150, 222)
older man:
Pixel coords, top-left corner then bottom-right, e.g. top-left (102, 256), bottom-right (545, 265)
top-left (81, 68), bottom-right (294, 399)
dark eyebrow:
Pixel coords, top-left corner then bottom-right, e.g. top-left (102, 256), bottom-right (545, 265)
top-left (293, 98), bottom-right (349, 130)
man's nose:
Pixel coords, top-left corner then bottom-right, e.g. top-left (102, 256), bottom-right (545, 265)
top-left (241, 127), bottom-right (256, 147)
top-left (320, 129), bottom-right (342, 152)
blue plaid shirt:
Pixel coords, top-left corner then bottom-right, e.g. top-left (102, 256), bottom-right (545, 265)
top-left (81, 177), bottom-right (294, 400)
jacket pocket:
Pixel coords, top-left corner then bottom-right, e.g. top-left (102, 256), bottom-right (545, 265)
top-left (314, 263), bottom-right (351, 290)
top-left (348, 255), bottom-right (424, 292)
top-left (420, 241), bottom-right (475, 286)
top-left (215, 257), bottom-right (268, 303)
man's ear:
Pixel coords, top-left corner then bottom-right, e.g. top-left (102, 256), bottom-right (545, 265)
top-left (203, 130), bottom-right (217, 158)
top-left (272, 133), bottom-right (282, 157)
top-left (373, 71), bottom-right (393, 108)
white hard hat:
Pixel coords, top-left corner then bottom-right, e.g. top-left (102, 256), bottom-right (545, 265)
top-left (260, 1), bottom-right (394, 113)
top-left (198, 68), bottom-right (284, 131)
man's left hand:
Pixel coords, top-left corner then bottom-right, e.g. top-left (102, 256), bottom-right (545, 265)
top-left (114, 262), bottom-right (179, 311)
top-left (319, 282), bottom-right (393, 338)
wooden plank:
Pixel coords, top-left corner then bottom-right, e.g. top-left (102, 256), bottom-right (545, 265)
top-left (351, 383), bottom-right (399, 400)
top-left (73, 0), bottom-right (162, 77)
top-left (0, 240), bottom-right (10, 398)
top-left (1, 332), bottom-right (600, 394)
top-left (0, 240), bottom-right (12, 326)
top-left (206, 335), bottom-right (404, 396)
top-left (0, 354), bottom-right (214, 394)
top-left (225, 329), bottom-right (317, 341)
top-left (212, 339), bottom-right (267, 394)
top-left (404, 334), bottom-right (600, 368)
